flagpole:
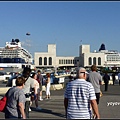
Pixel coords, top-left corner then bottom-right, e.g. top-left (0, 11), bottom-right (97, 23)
top-left (80, 40), bottom-right (82, 45)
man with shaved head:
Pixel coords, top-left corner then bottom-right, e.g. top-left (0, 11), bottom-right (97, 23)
top-left (64, 67), bottom-right (100, 119)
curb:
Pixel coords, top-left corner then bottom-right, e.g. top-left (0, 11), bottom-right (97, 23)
top-left (0, 84), bottom-right (64, 95)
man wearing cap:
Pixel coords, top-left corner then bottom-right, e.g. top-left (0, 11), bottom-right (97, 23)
top-left (64, 67), bottom-right (100, 119)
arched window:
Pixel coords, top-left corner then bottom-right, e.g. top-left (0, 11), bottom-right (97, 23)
top-left (98, 57), bottom-right (101, 65)
top-left (64, 60), bottom-right (65, 64)
top-left (44, 57), bottom-right (47, 65)
top-left (59, 60), bottom-right (61, 64)
top-left (66, 60), bottom-right (67, 64)
top-left (62, 60), bottom-right (63, 64)
top-left (39, 57), bottom-right (42, 65)
top-left (93, 57), bottom-right (96, 65)
top-left (68, 60), bottom-right (70, 64)
top-left (49, 57), bottom-right (52, 65)
top-left (88, 57), bottom-right (92, 65)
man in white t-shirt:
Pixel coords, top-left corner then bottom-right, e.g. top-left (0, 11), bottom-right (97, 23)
top-left (22, 67), bottom-right (35, 118)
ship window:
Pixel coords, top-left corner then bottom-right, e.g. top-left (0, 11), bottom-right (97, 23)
top-left (44, 57), bottom-right (47, 65)
top-left (49, 57), bottom-right (52, 65)
top-left (39, 57), bottom-right (42, 65)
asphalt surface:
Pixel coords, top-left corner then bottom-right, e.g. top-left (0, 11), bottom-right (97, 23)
top-left (0, 81), bottom-right (120, 119)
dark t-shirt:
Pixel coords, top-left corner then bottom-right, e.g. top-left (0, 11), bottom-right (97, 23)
top-left (37, 74), bottom-right (43, 85)
top-left (103, 74), bottom-right (110, 83)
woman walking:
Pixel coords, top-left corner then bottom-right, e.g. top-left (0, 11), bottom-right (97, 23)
top-left (30, 73), bottom-right (42, 110)
top-left (45, 73), bottom-right (51, 99)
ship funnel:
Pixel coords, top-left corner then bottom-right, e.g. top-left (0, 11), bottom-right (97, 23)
top-left (99, 43), bottom-right (106, 51)
top-left (15, 39), bottom-right (20, 43)
top-left (12, 39), bottom-right (15, 42)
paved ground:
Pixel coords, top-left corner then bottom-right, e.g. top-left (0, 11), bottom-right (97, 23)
top-left (0, 82), bottom-right (120, 119)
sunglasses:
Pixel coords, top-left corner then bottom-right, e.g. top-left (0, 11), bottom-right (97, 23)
top-left (80, 72), bottom-right (88, 74)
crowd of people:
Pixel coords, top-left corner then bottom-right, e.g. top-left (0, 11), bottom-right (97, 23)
top-left (3, 64), bottom-right (120, 119)
top-left (64, 65), bottom-right (120, 119)
top-left (4, 67), bottom-right (52, 119)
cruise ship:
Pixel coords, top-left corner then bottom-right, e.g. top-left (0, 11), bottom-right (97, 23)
top-left (0, 39), bottom-right (33, 70)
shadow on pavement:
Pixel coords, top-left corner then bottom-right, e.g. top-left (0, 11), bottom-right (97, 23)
top-left (102, 92), bottom-right (120, 96)
top-left (30, 107), bottom-right (66, 118)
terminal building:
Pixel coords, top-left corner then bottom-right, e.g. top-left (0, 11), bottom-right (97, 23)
top-left (34, 44), bottom-right (79, 70)
top-left (34, 43), bottom-right (120, 71)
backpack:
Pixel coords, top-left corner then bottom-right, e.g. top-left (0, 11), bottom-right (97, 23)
top-left (0, 88), bottom-right (10, 112)
top-left (0, 95), bottom-right (7, 112)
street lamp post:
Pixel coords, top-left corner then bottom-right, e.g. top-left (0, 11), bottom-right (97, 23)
top-left (26, 32), bottom-right (31, 65)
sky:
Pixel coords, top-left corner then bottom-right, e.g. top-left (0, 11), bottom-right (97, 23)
top-left (0, 1), bottom-right (120, 57)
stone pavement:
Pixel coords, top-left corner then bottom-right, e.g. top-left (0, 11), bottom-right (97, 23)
top-left (99, 84), bottom-right (120, 119)
top-left (0, 84), bottom-right (120, 119)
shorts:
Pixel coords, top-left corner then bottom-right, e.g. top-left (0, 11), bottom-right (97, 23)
top-left (39, 84), bottom-right (42, 91)
top-left (95, 93), bottom-right (100, 104)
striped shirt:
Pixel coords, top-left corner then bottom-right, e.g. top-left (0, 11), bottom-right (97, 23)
top-left (64, 79), bottom-right (96, 119)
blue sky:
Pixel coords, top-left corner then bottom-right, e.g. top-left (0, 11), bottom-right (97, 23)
top-left (0, 1), bottom-right (120, 57)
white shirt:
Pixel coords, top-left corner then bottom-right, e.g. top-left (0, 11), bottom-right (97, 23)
top-left (33, 79), bottom-right (40, 94)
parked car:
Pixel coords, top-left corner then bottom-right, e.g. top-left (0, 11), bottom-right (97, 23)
top-left (53, 76), bottom-right (65, 84)
top-left (6, 74), bottom-right (19, 87)
top-left (0, 72), bottom-right (11, 83)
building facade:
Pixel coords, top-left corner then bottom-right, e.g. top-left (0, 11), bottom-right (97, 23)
top-left (34, 44), bottom-right (120, 70)
top-left (80, 45), bottom-right (120, 70)
top-left (34, 44), bottom-right (79, 70)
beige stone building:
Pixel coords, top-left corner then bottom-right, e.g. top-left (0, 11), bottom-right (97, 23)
top-left (34, 44), bottom-right (79, 69)
top-left (34, 44), bottom-right (120, 70)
